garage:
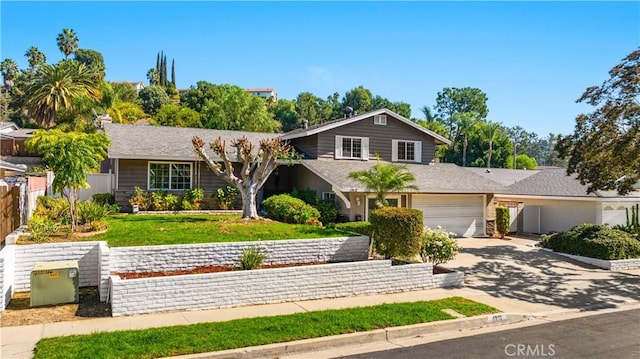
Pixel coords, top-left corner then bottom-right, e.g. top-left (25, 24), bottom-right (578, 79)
top-left (412, 194), bottom-right (485, 237)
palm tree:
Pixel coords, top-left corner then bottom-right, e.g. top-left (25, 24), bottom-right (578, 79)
top-left (146, 68), bottom-right (159, 86)
top-left (23, 61), bottom-right (100, 128)
top-left (56, 28), bottom-right (79, 58)
top-left (455, 112), bottom-right (479, 167)
top-left (347, 155), bottom-right (419, 208)
top-left (0, 58), bottom-right (18, 91)
top-left (24, 46), bottom-right (46, 73)
top-left (480, 121), bottom-right (502, 168)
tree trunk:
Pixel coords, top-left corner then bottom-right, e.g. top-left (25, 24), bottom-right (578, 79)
top-left (240, 185), bottom-right (259, 219)
top-left (68, 188), bottom-right (78, 232)
top-left (462, 135), bottom-right (468, 167)
top-left (487, 141), bottom-right (493, 168)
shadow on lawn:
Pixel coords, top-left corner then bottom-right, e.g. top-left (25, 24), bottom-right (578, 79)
top-left (453, 245), bottom-right (640, 310)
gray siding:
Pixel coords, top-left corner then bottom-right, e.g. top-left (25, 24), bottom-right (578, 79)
top-left (290, 135), bottom-right (318, 159)
top-left (316, 115), bottom-right (437, 164)
top-left (117, 159), bottom-right (148, 191)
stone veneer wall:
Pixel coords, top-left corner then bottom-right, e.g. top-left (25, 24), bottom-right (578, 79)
top-left (109, 236), bottom-right (369, 273)
top-left (110, 260), bottom-right (434, 317)
top-left (543, 249), bottom-right (640, 270)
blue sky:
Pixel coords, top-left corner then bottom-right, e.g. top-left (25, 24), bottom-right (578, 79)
top-left (1, 1), bottom-right (638, 136)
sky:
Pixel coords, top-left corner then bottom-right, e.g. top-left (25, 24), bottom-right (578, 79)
top-left (1, 1), bottom-right (638, 136)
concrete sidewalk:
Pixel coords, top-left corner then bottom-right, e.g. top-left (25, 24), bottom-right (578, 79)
top-left (1, 286), bottom-right (561, 359)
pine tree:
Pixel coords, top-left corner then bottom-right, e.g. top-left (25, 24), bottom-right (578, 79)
top-left (156, 52), bottom-right (160, 73)
top-left (162, 54), bottom-right (167, 87)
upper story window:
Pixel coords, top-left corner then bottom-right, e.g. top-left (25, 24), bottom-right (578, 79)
top-left (148, 162), bottom-right (192, 190)
top-left (335, 135), bottom-right (369, 160)
top-left (391, 140), bottom-right (422, 163)
top-left (373, 115), bottom-right (387, 125)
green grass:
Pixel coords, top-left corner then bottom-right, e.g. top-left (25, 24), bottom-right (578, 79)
top-left (34, 297), bottom-right (498, 359)
top-left (89, 214), bottom-right (352, 247)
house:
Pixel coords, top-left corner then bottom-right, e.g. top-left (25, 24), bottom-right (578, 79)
top-left (103, 108), bottom-right (509, 237)
top-left (245, 88), bottom-right (278, 102)
top-left (0, 122), bottom-right (37, 157)
top-left (465, 167), bottom-right (640, 234)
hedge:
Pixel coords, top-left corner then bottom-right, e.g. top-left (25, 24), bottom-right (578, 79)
top-left (544, 223), bottom-right (640, 260)
top-left (262, 194), bottom-right (321, 225)
top-left (370, 207), bottom-right (423, 259)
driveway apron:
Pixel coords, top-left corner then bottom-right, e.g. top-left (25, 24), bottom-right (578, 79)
top-left (445, 238), bottom-right (640, 310)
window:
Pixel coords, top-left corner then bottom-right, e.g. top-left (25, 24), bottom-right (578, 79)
top-left (149, 162), bottom-right (192, 190)
top-left (373, 115), bottom-right (387, 125)
top-left (391, 140), bottom-right (422, 163)
top-left (335, 135), bottom-right (369, 160)
top-left (322, 192), bottom-right (336, 202)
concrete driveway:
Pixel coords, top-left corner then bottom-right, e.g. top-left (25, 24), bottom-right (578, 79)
top-left (444, 237), bottom-right (640, 311)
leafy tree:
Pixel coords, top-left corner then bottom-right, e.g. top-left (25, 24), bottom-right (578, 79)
top-left (111, 82), bottom-right (138, 103)
top-left (295, 92), bottom-right (322, 125)
top-left (181, 81), bottom-right (219, 112)
top-left (24, 46), bottom-right (46, 74)
top-left (56, 28), bottom-right (79, 59)
top-left (98, 81), bottom-right (115, 110)
top-left (435, 87), bottom-right (489, 140)
top-left (23, 61), bottom-right (100, 128)
top-left (270, 99), bottom-right (298, 132)
top-left (456, 112), bottom-right (480, 167)
top-left (192, 135), bottom-right (295, 219)
top-left (342, 86), bottom-right (372, 114)
top-left (347, 155), bottom-right (418, 208)
top-left (111, 101), bottom-right (147, 123)
top-left (505, 154), bottom-right (537, 170)
top-left (146, 68), bottom-right (159, 86)
top-left (74, 49), bottom-right (105, 79)
top-left (199, 84), bottom-right (279, 132)
top-left (153, 103), bottom-right (201, 127)
top-left (557, 49), bottom-right (639, 195)
top-left (138, 85), bottom-right (170, 115)
top-left (25, 130), bottom-right (110, 232)
top-left (1, 58), bottom-right (19, 91)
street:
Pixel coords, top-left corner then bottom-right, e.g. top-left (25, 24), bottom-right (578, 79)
top-left (341, 309), bottom-right (640, 359)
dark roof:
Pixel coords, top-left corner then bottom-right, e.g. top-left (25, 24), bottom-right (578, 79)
top-left (302, 160), bottom-right (508, 194)
top-left (104, 123), bottom-right (280, 161)
top-left (282, 108), bottom-right (451, 145)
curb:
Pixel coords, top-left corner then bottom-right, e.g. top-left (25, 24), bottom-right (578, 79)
top-left (169, 313), bottom-right (530, 359)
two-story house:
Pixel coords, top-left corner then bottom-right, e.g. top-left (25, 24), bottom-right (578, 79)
top-left (103, 109), bottom-right (507, 237)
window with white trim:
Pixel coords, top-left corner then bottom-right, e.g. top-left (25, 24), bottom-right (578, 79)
top-left (391, 140), bottom-right (422, 163)
top-left (322, 192), bottom-right (336, 203)
top-left (373, 115), bottom-right (387, 125)
top-left (148, 162), bottom-right (192, 190)
top-left (335, 135), bottom-right (369, 160)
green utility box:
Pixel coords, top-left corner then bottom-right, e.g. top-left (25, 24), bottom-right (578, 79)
top-left (30, 260), bottom-right (79, 307)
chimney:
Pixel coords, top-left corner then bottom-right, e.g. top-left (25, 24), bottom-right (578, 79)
top-left (344, 106), bottom-right (354, 118)
top-left (301, 119), bottom-right (309, 129)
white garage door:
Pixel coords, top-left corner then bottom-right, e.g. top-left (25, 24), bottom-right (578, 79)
top-left (412, 194), bottom-right (485, 237)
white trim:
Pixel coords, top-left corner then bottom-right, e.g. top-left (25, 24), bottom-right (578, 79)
top-left (365, 194), bottom-right (401, 220)
top-left (336, 135), bottom-right (368, 160)
top-left (495, 194), bottom-right (640, 202)
top-left (147, 161), bottom-right (193, 190)
top-left (331, 187), bottom-right (351, 209)
top-left (393, 140), bottom-right (421, 163)
top-left (281, 108), bottom-right (451, 145)
top-left (373, 115), bottom-right (387, 125)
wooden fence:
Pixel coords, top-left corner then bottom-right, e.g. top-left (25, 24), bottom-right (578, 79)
top-left (1, 186), bottom-right (20, 249)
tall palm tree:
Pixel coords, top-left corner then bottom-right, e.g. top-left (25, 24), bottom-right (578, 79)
top-left (455, 112), bottom-right (479, 167)
top-left (479, 121), bottom-right (502, 168)
top-left (347, 155), bottom-right (419, 208)
top-left (146, 68), bottom-right (159, 86)
top-left (0, 58), bottom-right (18, 91)
top-left (23, 61), bottom-right (100, 128)
top-left (24, 46), bottom-right (46, 73)
top-left (56, 28), bottom-right (79, 58)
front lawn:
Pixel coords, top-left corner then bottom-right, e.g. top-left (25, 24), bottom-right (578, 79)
top-left (34, 297), bottom-right (499, 359)
top-left (89, 214), bottom-right (351, 247)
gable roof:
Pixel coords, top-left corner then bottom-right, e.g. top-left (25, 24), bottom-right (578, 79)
top-left (281, 108), bottom-right (451, 145)
top-left (104, 123), bottom-right (279, 161)
top-left (464, 167), bottom-right (540, 186)
top-left (302, 159), bottom-right (507, 194)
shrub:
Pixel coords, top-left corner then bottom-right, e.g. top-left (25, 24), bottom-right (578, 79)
top-left (34, 196), bottom-right (70, 224)
top-left (369, 207), bottom-right (423, 259)
top-left (315, 198), bottom-right (339, 225)
top-left (546, 223), bottom-right (640, 260)
top-left (149, 191), bottom-right (179, 211)
top-left (237, 247), bottom-right (267, 270)
top-left (107, 203), bottom-right (122, 213)
top-left (290, 188), bottom-right (318, 205)
top-left (77, 201), bottom-right (109, 224)
top-left (262, 194), bottom-right (320, 225)
top-left (420, 226), bottom-right (460, 266)
top-left (212, 186), bottom-right (239, 210)
top-left (334, 221), bottom-right (373, 238)
top-left (28, 215), bottom-right (60, 242)
top-left (92, 193), bottom-right (115, 206)
top-left (181, 188), bottom-right (205, 210)
top-left (496, 206), bottom-right (510, 238)
top-left (129, 186), bottom-right (151, 211)
top-left (612, 204), bottom-right (639, 239)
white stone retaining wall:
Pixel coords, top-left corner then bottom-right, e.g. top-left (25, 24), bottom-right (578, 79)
top-left (0, 245), bottom-right (15, 310)
top-left (13, 242), bottom-right (102, 292)
top-left (432, 270), bottom-right (465, 288)
top-left (543, 248), bottom-right (640, 270)
top-left (109, 236), bottom-right (369, 273)
top-left (110, 260), bottom-right (434, 317)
